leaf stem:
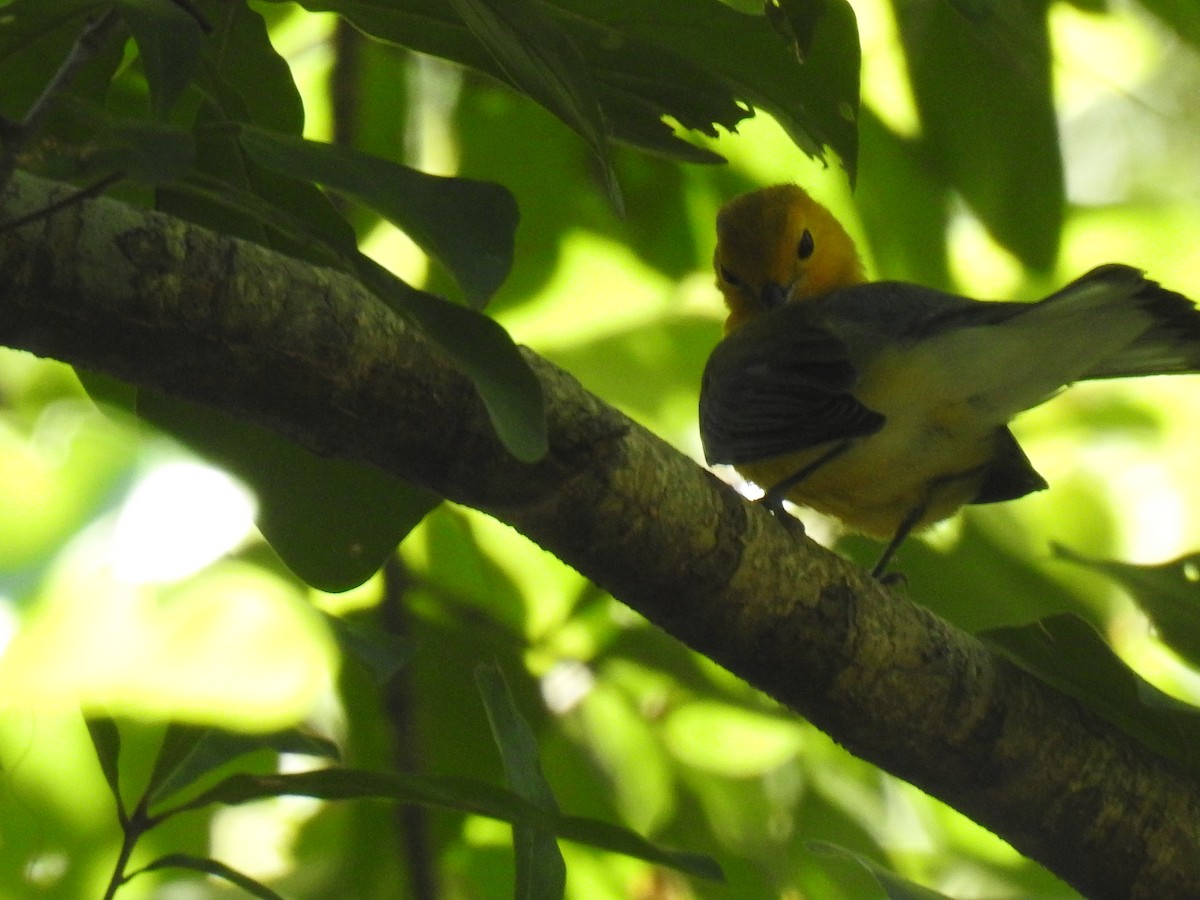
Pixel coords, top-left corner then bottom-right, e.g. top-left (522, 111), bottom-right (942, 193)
top-left (101, 798), bottom-right (152, 900)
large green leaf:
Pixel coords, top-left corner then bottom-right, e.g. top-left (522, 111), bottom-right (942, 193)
top-left (238, 126), bottom-right (519, 308)
top-left (1053, 544), bottom-right (1200, 671)
top-left (556, 0), bottom-right (860, 175)
top-left (895, 0), bottom-right (1062, 270)
top-left (116, 0), bottom-right (206, 118)
top-left (476, 663), bottom-right (566, 900)
top-left (158, 767), bottom-right (724, 881)
top-left (445, 0), bottom-right (620, 212)
top-left (198, 0), bottom-right (304, 135)
top-left (271, 0), bottom-right (856, 174)
top-left (139, 390), bottom-right (441, 592)
top-left (50, 98), bottom-right (196, 183)
top-left (355, 256), bottom-right (548, 463)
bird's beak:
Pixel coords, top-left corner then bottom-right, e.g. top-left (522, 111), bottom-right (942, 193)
top-left (759, 282), bottom-right (790, 311)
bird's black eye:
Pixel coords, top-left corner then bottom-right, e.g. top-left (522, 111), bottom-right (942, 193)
top-left (797, 229), bottom-right (815, 260)
top-left (719, 265), bottom-right (745, 288)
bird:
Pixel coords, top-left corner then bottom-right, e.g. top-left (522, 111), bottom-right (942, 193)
top-left (699, 183), bottom-right (1200, 578)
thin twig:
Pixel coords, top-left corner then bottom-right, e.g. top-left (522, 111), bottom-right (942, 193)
top-left (0, 172), bottom-right (125, 234)
top-left (0, 7), bottom-right (125, 193)
top-left (100, 797), bottom-right (150, 900)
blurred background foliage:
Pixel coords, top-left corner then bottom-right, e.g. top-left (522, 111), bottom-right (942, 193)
top-left (2, 0), bottom-right (1200, 897)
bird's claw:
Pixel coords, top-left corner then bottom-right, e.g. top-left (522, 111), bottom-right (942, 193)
top-left (758, 490), bottom-right (806, 536)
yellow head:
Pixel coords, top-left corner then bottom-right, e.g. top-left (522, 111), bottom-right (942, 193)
top-left (714, 184), bottom-right (865, 333)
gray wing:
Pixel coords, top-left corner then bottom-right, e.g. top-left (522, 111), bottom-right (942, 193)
top-left (699, 307), bottom-right (885, 466)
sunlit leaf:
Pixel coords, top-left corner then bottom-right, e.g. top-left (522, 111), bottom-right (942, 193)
top-left (139, 391), bottom-right (440, 592)
top-left (271, 0), bottom-right (855, 173)
top-left (662, 700), bottom-right (804, 777)
top-left (139, 854), bottom-right (287, 900)
top-left (575, 680), bottom-right (675, 834)
top-left (1053, 544), bottom-right (1200, 671)
top-left (444, 0), bottom-right (620, 213)
top-left (238, 126), bottom-right (519, 308)
top-left (116, 0), bottom-right (205, 118)
top-left (476, 662), bottom-right (566, 900)
top-left (159, 767), bottom-right (722, 880)
top-left (569, 0), bottom-right (860, 175)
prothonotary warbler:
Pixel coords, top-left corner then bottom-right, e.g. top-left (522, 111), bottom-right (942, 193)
top-left (699, 184), bottom-right (1200, 578)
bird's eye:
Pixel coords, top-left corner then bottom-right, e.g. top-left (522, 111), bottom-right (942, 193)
top-left (719, 265), bottom-right (745, 288)
top-left (797, 229), bottom-right (815, 260)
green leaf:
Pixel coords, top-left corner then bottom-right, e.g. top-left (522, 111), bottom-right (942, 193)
top-left (138, 854), bottom-right (288, 900)
top-left (895, 0), bottom-right (1062, 270)
top-left (145, 723), bottom-right (208, 808)
top-left (476, 663), bottom-right (565, 900)
top-left (982, 614), bottom-right (1200, 777)
top-left (567, 0), bottom-right (860, 175)
top-left (148, 724), bottom-right (340, 810)
top-left (356, 257), bottom-right (548, 463)
top-left (201, 1), bottom-right (304, 134)
top-left (84, 714), bottom-right (125, 819)
top-left (444, 0), bottom-right (621, 213)
top-left (1053, 544), bottom-right (1200, 671)
top-left (153, 4), bottom-right (313, 249)
top-left (273, 0), bottom-right (854, 173)
top-left (116, 0), bottom-right (205, 118)
top-left (238, 126), bottom-right (519, 308)
top-left (139, 390), bottom-right (440, 592)
top-left (162, 767), bottom-right (722, 881)
top-left (0, 0), bottom-right (115, 119)
top-left (167, 170), bottom-right (546, 467)
top-left (810, 842), bottom-right (956, 899)
top-left (324, 613), bottom-right (414, 685)
top-left (854, 109), bottom-right (952, 288)
top-left (90, 117), bottom-right (195, 183)
top-left (163, 166), bottom-right (357, 267)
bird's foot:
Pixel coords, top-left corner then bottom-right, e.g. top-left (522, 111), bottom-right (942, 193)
top-left (875, 569), bottom-right (907, 588)
top-left (758, 489), bottom-right (806, 536)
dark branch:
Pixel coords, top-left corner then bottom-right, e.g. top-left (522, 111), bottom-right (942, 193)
top-left (1, 170), bottom-right (1198, 899)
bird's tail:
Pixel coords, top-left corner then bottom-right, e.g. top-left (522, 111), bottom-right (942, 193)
top-left (1057, 264), bottom-right (1200, 380)
top-left (926, 264), bottom-right (1200, 423)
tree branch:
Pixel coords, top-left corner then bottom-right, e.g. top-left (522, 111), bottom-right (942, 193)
top-left (1, 170), bottom-right (1197, 898)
